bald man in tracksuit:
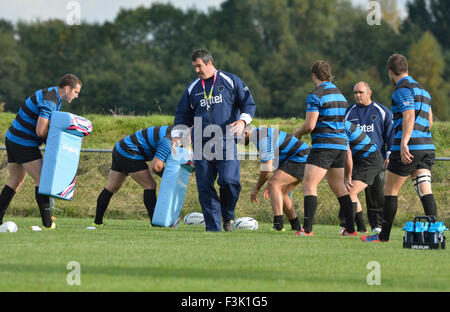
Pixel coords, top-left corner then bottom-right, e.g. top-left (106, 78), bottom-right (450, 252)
top-left (172, 49), bottom-right (256, 232)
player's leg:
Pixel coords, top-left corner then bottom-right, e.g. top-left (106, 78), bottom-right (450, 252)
top-left (94, 169), bottom-right (128, 225)
top-left (283, 182), bottom-right (301, 231)
top-left (267, 169), bottom-right (298, 231)
top-left (217, 159), bottom-right (241, 231)
top-left (301, 164), bottom-right (328, 234)
top-left (129, 168), bottom-right (157, 223)
top-left (347, 180), bottom-right (368, 233)
top-left (377, 170), bottom-right (408, 241)
top-left (364, 172), bottom-right (384, 232)
top-left (0, 163), bottom-right (27, 224)
top-left (411, 168), bottom-right (436, 217)
top-left (22, 158), bottom-right (54, 228)
top-left (195, 159), bottom-right (222, 232)
top-left (327, 166), bottom-right (356, 234)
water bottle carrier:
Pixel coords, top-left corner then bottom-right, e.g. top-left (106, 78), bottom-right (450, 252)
top-left (402, 216), bottom-right (446, 250)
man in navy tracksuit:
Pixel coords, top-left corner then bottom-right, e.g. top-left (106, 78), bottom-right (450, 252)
top-left (171, 49), bottom-right (256, 232)
top-left (345, 81), bottom-right (394, 232)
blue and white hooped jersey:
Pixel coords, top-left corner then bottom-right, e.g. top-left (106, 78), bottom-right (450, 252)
top-left (6, 86), bottom-right (62, 147)
top-left (306, 81), bottom-right (348, 151)
top-left (115, 126), bottom-right (172, 162)
top-left (252, 128), bottom-right (310, 167)
top-left (173, 70), bottom-right (256, 141)
top-left (390, 76), bottom-right (435, 152)
top-left (344, 121), bottom-right (377, 161)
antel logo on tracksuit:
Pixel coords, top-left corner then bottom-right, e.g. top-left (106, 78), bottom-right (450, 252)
top-left (199, 94), bottom-right (223, 107)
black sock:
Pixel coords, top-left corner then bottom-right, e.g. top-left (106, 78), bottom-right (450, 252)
top-left (338, 205), bottom-right (346, 227)
top-left (355, 211), bottom-right (367, 233)
top-left (144, 189), bottom-right (157, 223)
top-left (35, 186), bottom-right (52, 228)
top-left (0, 185), bottom-right (16, 224)
top-left (379, 196), bottom-right (398, 242)
top-left (303, 195), bottom-right (317, 233)
top-left (289, 217), bottom-right (301, 231)
top-left (420, 194), bottom-right (437, 217)
top-left (272, 215), bottom-right (284, 230)
top-left (94, 188), bottom-right (113, 225)
top-left (338, 195), bottom-right (355, 233)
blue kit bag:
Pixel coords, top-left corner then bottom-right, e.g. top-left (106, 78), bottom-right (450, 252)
top-left (39, 112), bottom-right (92, 200)
top-left (152, 147), bottom-right (194, 228)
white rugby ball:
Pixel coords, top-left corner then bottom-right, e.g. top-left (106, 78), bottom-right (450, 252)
top-left (0, 221), bottom-right (18, 233)
top-left (183, 212), bottom-right (205, 225)
top-left (234, 217), bottom-right (258, 231)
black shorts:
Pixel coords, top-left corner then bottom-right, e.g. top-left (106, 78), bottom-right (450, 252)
top-left (111, 147), bottom-right (149, 174)
top-left (5, 137), bottom-right (42, 164)
top-left (387, 150), bottom-right (435, 177)
top-left (352, 151), bottom-right (384, 185)
top-left (306, 148), bottom-right (346, 169)
top-left (278, 160), bottom-right (305, 181)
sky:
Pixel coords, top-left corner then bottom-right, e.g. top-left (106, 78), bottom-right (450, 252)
top-left (0, 0), bottom-right (409, 24)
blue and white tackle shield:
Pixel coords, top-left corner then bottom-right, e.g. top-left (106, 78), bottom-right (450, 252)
top-left (152, 147), bottom-right (193, 227)
top-left (39, 111), bottom-right (92, 200)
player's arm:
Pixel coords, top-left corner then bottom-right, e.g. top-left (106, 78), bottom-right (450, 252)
top-left (294, 111), bottom-right (319, 139)
top-left (153, 137), bottom-right (171, 176)
top-left (151, 158), bottom-right (165, 177)
top-left (251, 159), bottom-right (273, 204)
top-left (383, 109), bottom-right (395, 169)
top-left (428, 107), bottom-right (433, 129)
top-left (172, 90), bottom-right (194, 151)
top-left (294, 93), bottom-right (320, 139)
top-left (401, 109), bottom-right (415, 164)
top-left (35, 116), bottom-right (50, 139)
top-left (230, 77), bottom-right (256, 137)
top-left (36, 99), bottom-right (57, 139)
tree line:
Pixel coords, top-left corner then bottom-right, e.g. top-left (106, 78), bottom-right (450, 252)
top-left (0, 0), bottom-right (448, 120)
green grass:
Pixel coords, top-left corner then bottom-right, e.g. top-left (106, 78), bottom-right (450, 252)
top-left (1, 217), bottom-right (449, 292)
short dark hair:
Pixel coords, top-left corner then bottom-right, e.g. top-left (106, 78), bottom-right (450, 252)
top-left (311, 61), bottom-right (333, 81)
top-left (58, 74), bottom-right (82, 89)
top-left (191, 49), bottom-right (214, 65)
top-left (386, 54), bottom-right (408, 75)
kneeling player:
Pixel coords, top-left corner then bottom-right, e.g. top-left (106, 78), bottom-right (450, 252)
top-left (243, 126), bottom-right (310, 232)
top-left (340, 121), bottom-right (384, 234)
top-left (93, 126), bottom-right (173, 226)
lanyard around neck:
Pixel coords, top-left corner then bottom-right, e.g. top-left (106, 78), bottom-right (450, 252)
top-left (201, 70), bottom-right (218, 102)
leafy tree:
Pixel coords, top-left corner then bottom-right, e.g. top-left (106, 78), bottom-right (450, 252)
top-left (408, 31), bottom-right (448, 120)
top-left (0, 30), bottom-right (26, 112)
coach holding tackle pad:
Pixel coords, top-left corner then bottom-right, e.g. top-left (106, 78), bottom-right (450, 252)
top-left (0, 74), bottom-right (82, 229)
top-left (171, 49), bottom-right (256, 232)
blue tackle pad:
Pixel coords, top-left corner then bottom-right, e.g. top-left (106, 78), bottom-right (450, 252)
top-left (39, 112), bottom-right (92, 200)
top-left (152, 147), bottom-right (194, 227)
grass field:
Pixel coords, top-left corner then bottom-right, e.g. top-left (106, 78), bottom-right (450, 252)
top-left (1, 217), bottom-right (448, 292)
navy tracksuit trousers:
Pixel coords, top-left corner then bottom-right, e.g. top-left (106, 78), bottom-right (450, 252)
top-left (194, 157), bottom-right (241, 232)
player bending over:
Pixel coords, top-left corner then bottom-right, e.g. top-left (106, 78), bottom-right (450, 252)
top-left (92, 126), bottom-right (174, 227)
top-left (243, 126), bottom-right (310, 232)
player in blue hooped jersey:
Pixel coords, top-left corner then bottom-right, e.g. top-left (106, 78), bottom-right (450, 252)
top-left (294, 61), bottom-right (355, 237)
top-left (362, 54), bottom-right (438, 243)
top-left (0, 74), bottom-right (82, 229)
top-left (171, 49), bottom-right (256, 232)
top-left (341, 121), bottom-right (383, 234)
top-left (242, 126), bottom-right (310, 232)
top-left (93, 126), bottom-right (174, 226)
